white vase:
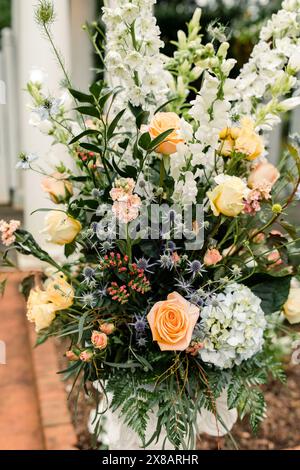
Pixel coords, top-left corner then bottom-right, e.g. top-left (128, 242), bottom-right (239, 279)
top-left (88, 388), bottom-right (237, 450)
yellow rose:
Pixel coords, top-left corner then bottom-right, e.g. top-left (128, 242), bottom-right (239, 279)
top-left (41, 172), bottom-right (73, 204)
top-left (284, 281), bottom-right (300, 324)
top-left (148, 112), bottom-right (183, 155)
top-left (207, 176), bottom-right (246, 217)
top-left (43, 211), bottom-right (81, 245)
top-left (45, 276), bottom-right (74, 310)
top-left (220, 118), bottom-right (264, 160)
top-left (27, 288), bottom-right (57, 332)
top-left (147, 292), bottom-right (199, 351)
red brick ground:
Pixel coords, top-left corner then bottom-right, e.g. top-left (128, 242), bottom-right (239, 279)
top-left (0, 272), bottom-right (77, 450)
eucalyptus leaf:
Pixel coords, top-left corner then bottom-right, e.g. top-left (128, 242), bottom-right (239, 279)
top-left (249, 274), bottom-right (291, 314)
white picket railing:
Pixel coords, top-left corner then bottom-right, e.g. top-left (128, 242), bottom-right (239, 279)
top-left (0, 27), bottom-right (19, 206)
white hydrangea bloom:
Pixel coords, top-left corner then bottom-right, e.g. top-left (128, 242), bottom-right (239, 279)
top-left (199, 283), bottom-right (266, 369)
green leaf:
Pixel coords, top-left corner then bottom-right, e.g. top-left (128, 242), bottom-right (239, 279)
top-left (287, 144), bottom-right (300, 174)
top-left (78, 311), bottom-right (90, 343)
top-left (75, 106), bottom-right (99, 118)
top-left (147, 128), bottom-right (174, 152)
top-left (68, 88), bottom-right (94, 104)
top-left (89, 82), bottom-right (103, 98)
top-left (35, 333), bottom-right (50, 347)
top-left (98, 90), bottom-right (113, 109)
top-left (107, 109), bottom-right (126, 140)
top-left (80, 143), bottom-right (103, 154)
top-left (136, 110), bottom-right (150, 129)
top-left (20, 274), bottom-right (36, 300)
top-left (112, 158), bottom-right (137, 179)
top-left (118, 138), bottom-right (129, 151)
top-left (249, 274), bottom-right (292, 314)
top-left (138, 132), bottom-right (151, 150)
top-left (64, 241), bottom-right (77, 258)
top-left (128, 103), bottom-right (143, 118)
top-left (279, 221), bottom-right (298, 239)
top-left (155, 97), bottom-right (178, 114)
top-left (69, 129), bottom-right (100, 145)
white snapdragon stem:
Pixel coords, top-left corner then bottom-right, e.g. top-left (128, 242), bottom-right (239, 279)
top-left (235, 0), bottom-right (300, 129)
top-left (102, 0), bottom-right (170, 111)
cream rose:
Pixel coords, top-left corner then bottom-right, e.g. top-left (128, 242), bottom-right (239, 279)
top-left (207, 176), bottom-right (246, 217)
top-left (41, 172), bottom-right (73, 204)
top-left (45, 276), bottom-right (74, 310)
top-left (27, 288), bottom-right (57, 332)
top-left (248, 161), bottom-right (280, 190)
top-left (43, 211), bottom-right (81, 245)
top-left (147, 292), bottom-right (199, 351)
top-left (148, 112), bottom-right (183, 155)
top-left (284, 280), bottom-right (300, 324)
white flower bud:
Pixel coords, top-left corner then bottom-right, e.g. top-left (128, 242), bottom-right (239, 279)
top-left (217, 42), bottom-right (229, 59)
top-left (288, 52), bottom-right (300, 73)
top-left (177, 30), bottom-right (187, 49)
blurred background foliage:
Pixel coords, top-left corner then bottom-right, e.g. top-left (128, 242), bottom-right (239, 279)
top-left (0, 0), bottom-right (11, 31)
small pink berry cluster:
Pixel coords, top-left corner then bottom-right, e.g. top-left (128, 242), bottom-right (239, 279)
top-left (76, 149), bottom-right (95, 163)
top-left (0, 219), bottom-right (21, 246)
top-left (107, 282), bottom-right (130, 304)
top-left (101, 252), bottom-right (151, 304)
top-left (128, 262), bottom-right (151, 294)
top-left (100, 252), bottom-right (130, 272)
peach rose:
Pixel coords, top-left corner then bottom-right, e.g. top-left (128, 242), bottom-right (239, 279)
top-left (80, 350), bottom-right (93, 362)
top-left (66, 350), bottom-right (79, 361)
top-left (91, 331), bottom-right (108, 350)
top-left (248, 162), bottom-right (280, 190)
top-left (204, 248), bottom-right (223, 266)
top-left (220, 118), bottom-right (264, 160)
top-left (100, 323), bottom-right (115, 335)
top-left (42, 211), bottom-right (82, 245)
top-left (41, 172), bottom-right (73, 204)
top-left (148, 112), bottom-right (183, 155)
top-left (147, 292), bottom-right (199, 351)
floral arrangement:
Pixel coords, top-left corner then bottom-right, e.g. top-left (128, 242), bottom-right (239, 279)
top-left (2, 0), bottom-right (300, 449)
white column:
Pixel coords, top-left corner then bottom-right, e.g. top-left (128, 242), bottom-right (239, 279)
top-left (70, 0), bottom-right (95, 91)
top-left (13, 0), bottom-right (72, 268)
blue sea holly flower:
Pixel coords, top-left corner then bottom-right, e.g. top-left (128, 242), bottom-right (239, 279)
top-left (135, 257), bottom-right (156, 273)
top-left (80, 292), bottom-right (97, 308)
top-left (186, 260), bottom-right (206, 278)
top-left (82, 267), bottom-right (96, 284)
top-left (131, 314), bottom-right (148, 333)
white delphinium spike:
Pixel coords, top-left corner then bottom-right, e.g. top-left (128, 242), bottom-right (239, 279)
top-left (235, 0), bottom-right (300, 129)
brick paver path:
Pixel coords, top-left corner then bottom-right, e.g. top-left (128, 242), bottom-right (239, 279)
top-left (0, 273), bottom-right (77, 450)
